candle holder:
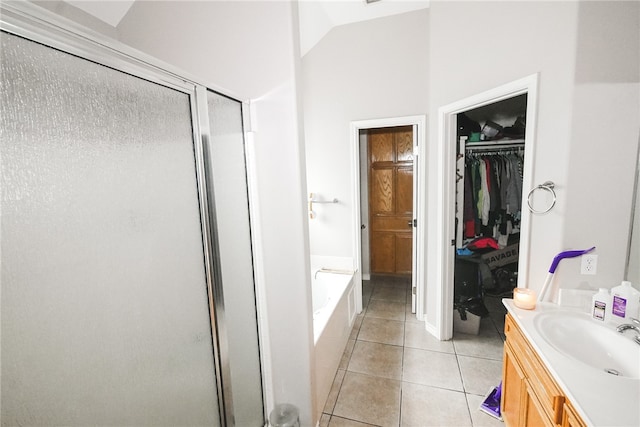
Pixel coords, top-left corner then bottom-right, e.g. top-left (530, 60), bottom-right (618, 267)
top-left (513, 288), bottom-right (537, 310)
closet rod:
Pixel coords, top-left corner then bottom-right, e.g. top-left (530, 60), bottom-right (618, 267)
top-left (465, 142), bottom-right (524, 151)
top-left (466, 149), bottom-right (523, 157)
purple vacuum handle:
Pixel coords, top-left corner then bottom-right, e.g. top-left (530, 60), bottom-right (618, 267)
top-left (548, 246), bottom-right (596, 273)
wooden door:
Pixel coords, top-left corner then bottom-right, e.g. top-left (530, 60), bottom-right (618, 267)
top-left (368, 126), bottom-right (413, 275)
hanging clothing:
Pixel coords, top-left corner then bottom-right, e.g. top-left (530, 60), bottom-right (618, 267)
top-left (464, 164), bottom-right (475, 238)
top-left (463, 148), bottom-right (524, 243)
top-left (479, 159), bottom-right (490, 226)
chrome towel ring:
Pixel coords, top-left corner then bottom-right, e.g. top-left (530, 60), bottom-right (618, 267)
top-left (527, 181), bottom-right (556, 214)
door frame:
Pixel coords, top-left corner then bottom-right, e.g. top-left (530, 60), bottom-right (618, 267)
top-left (434, 74), bottom-right (539, 340)
top-left (350, 115), bottom-right (426, 319)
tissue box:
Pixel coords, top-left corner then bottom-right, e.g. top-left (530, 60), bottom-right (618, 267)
top-left (453, 310), bottom-right (481, 335)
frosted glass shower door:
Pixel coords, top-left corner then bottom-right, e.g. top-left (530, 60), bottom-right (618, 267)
top-left (1, 32), bottom-right (220, 426)
top-left (207, 91), bottom-right (264, 426)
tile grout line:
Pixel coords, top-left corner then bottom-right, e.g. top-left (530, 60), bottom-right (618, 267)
top-left (328, 277), bottom-right (507, 426)
top-left (324, 301), bottom-right (365, 421)
top-left (453, 333), bottom-right (480, 427)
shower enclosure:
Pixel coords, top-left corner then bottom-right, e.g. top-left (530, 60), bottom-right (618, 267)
top-left (0, 4), bottom-right (263, 426)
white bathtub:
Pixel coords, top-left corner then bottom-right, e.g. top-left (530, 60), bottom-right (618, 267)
top-left (312, 269), bottom-right (356, 419)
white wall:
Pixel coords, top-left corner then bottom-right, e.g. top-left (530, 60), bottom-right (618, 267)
top-left (427, 1), bottom-right (578, 326)
top-left (563, 82), bottom-right (639, 290)
top-left (628, 155), bottom-right (640, 287)
top-left (32, 0), bottom-right (118, 38)
top-left (562, 1), bottom-right (640, 291)
top-left (303, 1), bottom-right (639, 333)
top-left (114, 1), bottom-right (316, 424)
top-left (425, 0), bottom-right (639, 327)
top-left (117, 1), bottom-right (296, 101)
top-left (302, 8), bottom-right (429, 259)
top-left (35, 1), bottom-right (639, 422)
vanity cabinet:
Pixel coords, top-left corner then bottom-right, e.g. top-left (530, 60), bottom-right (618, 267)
top-left (561, 402), bottom-right (585, 427)
top-left (502, 313), bottom-right (586, 427)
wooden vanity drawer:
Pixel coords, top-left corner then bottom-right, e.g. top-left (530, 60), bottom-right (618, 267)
top-left (504, 314), bottom-right (564, 425)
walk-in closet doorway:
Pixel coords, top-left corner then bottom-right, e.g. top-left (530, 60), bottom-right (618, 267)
top-left (435, 75), bottom-right (539, 341)
top-left (453, 94), bottom-right (528, 342)
top-left (1, 4), bottom-right (264, 426)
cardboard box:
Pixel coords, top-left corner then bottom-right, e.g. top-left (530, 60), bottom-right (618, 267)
top-left (481, 243), bottom-right (519, 270)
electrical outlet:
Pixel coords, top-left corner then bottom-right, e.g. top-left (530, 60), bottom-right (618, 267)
top-left (581, 254), bottom-right (598, 275)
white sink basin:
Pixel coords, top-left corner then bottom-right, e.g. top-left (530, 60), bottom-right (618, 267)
top-left (534, 311), bottom-right (640, 379)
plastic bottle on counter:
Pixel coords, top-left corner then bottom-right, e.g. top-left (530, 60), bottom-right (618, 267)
top-left (591, 288), bottom-right (611, 322)
top-left (610, 281), bottom-right (640, 320)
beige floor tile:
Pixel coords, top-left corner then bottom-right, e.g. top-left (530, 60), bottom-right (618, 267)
top-left (339, 339), bottom-right (356, 370)
top-left (457, 355), bottom-right (503, 396)
top-left (358, 317), bottom-right (404, 346)
top-left (400, 382), bottom-right (472, 427)
top-left (404, 303), bottom-right (422, 323)
top-left (371, 286), bottom-right (407, 303)
top-left (328, 416), bottom-right (378, 427)
top-left (481, 315), bottom-right (505, 337)
top-left (489, 311), bottom-right (506, 338)
top-left (466, 393), bottom-right (505, 427)
top-left (320, 413), bottom-right (332, 427)
top-left (362, 291), bottom-right (373, 307)
top-left (402, 347), bottom-right (463, 391)
top-left (453, 320), bottom-right (504, 361)
top-left (333, 371), bottom-right (401, 427)
top-left (324, 276), bottom-right (507, 427)
top-left (324, 369), bottom-right (346, 414)
top-left (483, 295), bottom-right (507, 311)
top-left (348, 340), bottom-right (403, 380)
top-left (365, 299), bottom-right (406, 321)
top-left (349, 314), bottom-right (365, 340)
top-left (404, 322), bottom-right (455, 353)
top-left (354, 313), bottom-right (365, 329)
top-left (372, 275), bottom-right (410, 287)
top-left (404, 302), bottom-right (424, 324)
top-left (349, 327), bottom-right (359, 341)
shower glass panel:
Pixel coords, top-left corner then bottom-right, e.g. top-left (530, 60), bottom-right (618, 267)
top-left (206, 91), bottom-right (264, 425)
top-left (1, 32), bottom-right (220, 426)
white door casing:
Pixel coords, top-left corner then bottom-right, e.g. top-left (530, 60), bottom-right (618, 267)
top-left (434, 74), bottom-right (539, 340)
top-left (350, 115), bottom-right (426, 319)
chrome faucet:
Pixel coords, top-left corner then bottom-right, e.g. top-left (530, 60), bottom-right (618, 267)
top-left (616, 317), bottom-right (640, 345)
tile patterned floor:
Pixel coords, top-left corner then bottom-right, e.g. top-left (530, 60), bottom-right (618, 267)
top-left (319, 276), bottom-right (507, 427)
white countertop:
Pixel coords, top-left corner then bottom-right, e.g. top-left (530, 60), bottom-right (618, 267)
top-left (503, 299), bottom-right (640, 427)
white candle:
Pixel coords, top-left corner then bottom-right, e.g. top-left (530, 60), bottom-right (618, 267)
top-left (514, 288), bottom-right (537, 310)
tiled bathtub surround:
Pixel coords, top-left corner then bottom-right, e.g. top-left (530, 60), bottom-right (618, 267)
top-left (319, 276), bottom-right (506, 427)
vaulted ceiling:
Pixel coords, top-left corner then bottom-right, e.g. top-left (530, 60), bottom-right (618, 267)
top-left (64, 0), bottom-right (430, 55)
